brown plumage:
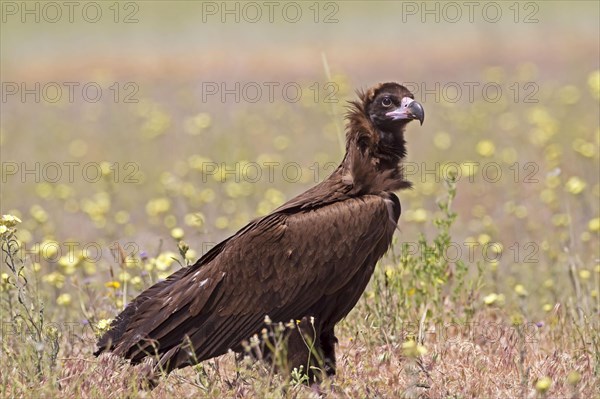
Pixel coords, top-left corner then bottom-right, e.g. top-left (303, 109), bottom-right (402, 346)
top-left (95, 82), bottom-right (424, 383)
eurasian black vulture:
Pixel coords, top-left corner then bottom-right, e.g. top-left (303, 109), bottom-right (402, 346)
top-left (95, 82), bottom-right (424, 383)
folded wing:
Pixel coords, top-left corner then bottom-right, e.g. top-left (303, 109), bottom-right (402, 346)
top-left (96, 194), bottom-right (394, 371)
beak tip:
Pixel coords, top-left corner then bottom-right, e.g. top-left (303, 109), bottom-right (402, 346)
top-left (411, 101), bottom-right (424, 126)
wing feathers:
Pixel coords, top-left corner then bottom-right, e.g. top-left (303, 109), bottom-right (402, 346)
top-left (98, 194), bottom-right (396, 371)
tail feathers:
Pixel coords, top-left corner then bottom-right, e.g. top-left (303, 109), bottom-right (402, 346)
top-left (94, 266), bottom-right (192, 357)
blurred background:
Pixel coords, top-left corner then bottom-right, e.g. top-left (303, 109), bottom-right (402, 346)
top-left (1, 0), bottom-right (598, 328)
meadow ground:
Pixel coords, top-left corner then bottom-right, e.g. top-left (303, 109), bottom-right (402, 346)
top-left (1, 2), bottom-right (599, 398)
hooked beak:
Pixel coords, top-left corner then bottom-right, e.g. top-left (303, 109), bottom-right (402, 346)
top-left (385, 97), bottom-right (425, 125)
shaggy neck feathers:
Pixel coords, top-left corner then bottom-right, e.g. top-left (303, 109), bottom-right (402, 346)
top-left (339, 96), bottom-right (411, 194)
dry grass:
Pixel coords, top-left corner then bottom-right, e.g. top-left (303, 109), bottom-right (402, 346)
top-left (1, 310), bottom-right (595, 398)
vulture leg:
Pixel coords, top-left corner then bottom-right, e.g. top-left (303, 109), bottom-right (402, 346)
top-left (319, 328), bottom-right (338, 377)
top-left (285, 317), bottom-right (326, 383)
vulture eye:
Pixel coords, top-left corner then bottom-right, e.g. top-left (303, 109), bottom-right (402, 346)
top-left (381, 97), bottom-right (393, 107)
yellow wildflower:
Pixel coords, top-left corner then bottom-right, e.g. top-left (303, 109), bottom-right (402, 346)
top-left (476, 140), bottom-right (495, 157)
top-left (535, 377), bottom-right (551, 393)
top-left (565, 176), bottom-right (586, 195)
top-left (1, 214), bottom-right (22, 226)
top-left (171, 227), bottom-right (185, 240)
top-left (567, 371), bottom-right (581, 386)
top-left (514, 284), bottom-right (528, 297)
top-left (402, 340), bottom-right (427, 357)
top-left (588, 217), bottom-right (600, 232)
top-left (105, 281), bottom-right (121, 289)
top-left (56, 293), bottom-right (72, 306)
top-left (578, 270), bottom-right (591, 280)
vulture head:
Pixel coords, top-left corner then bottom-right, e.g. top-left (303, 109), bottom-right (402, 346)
top-left (366, 82), bottom-right (424, 129)
top-left (347, 82), bottom-right (424, 167)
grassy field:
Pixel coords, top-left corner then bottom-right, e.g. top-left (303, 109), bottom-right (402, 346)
top-left (1, 1), bottom-right (599, 398)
